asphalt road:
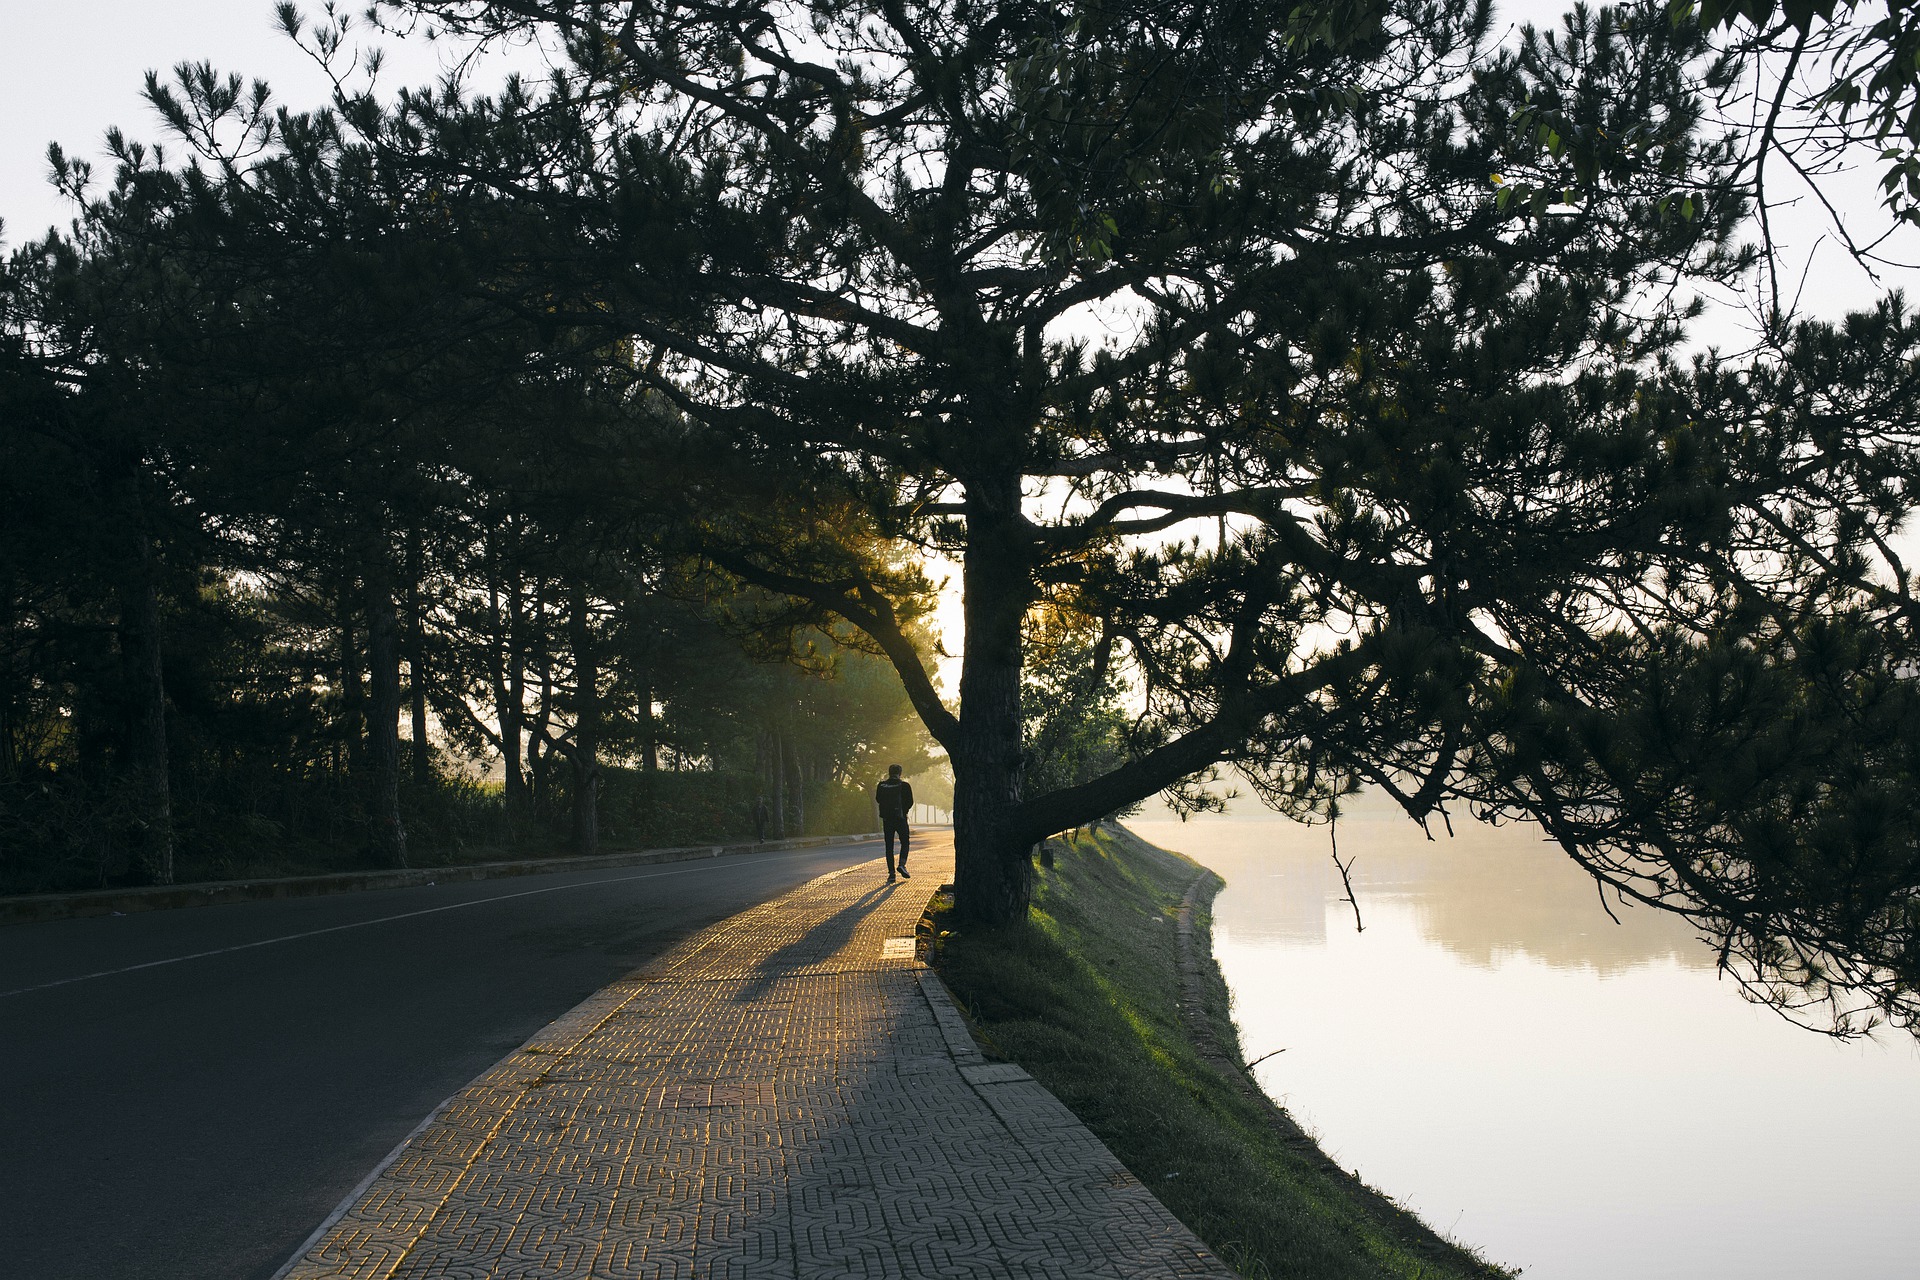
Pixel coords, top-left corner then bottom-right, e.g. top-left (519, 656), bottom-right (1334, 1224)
top-left (0, 840), bottom-right (888, 1280)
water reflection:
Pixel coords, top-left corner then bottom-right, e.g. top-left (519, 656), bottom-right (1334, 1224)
top-left (1198, 792), bottom-right (1707, 973)
top-left (1131, 792), bottom-right (1920, 1280)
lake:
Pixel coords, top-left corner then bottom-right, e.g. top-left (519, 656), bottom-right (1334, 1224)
top-left (1130, 794), bottom-right (1920, 1280)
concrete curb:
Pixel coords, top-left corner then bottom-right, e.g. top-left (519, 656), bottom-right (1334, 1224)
top-left (267, 1093), bottom-right (458, 1280)
top-left (0, 831), bottom-right (894, 928)
top-left (911, 881), bottom-right (988, 1067)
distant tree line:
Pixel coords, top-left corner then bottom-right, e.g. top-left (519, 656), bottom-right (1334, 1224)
top-left (2, 0), bottom-right (1917, 1038)
top-left (0, 86), bottom-right (944, 893)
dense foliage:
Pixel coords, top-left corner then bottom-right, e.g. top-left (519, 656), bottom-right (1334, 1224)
top-left (0, 92), bottom-right (943, 893)
top-left (2, 0), bottom-right (1915, 1035)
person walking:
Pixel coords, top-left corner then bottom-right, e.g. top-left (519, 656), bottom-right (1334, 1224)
top-left (874, 764), bottom-right (913, 882)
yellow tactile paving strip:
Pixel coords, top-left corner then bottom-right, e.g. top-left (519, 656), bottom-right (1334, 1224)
top-left (279, 835), bottom-right (1235, 1279)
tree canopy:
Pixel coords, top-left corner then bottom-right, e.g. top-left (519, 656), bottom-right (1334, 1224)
top-left (4, 0), bottom-right (1917, 1035)
top-left (0, 63), bottom-right (942, 892)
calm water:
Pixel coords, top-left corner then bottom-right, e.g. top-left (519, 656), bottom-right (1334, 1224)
top-left (1131, 794), bottom-right (1920, 1280)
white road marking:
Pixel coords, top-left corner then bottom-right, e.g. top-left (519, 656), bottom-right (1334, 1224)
top-left (0, 845), bottom-right (880, 1001)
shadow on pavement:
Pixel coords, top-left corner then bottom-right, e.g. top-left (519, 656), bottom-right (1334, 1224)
top-left (732, 878), bottom-right (901, 1003)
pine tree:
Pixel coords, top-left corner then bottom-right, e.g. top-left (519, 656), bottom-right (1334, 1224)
top-left (337, 0), bottom-right (1920, 1032)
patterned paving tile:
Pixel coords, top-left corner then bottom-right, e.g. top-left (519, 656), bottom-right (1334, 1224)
top-left (279, 836), bottom-right (1235, 1279)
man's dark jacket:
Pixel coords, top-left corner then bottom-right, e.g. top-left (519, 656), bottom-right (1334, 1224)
top-left (875, 778), bottom-right (913, 824)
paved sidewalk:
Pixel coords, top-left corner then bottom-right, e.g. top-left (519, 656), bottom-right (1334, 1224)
top-left (278, 834), bottom-right (1234, 1279)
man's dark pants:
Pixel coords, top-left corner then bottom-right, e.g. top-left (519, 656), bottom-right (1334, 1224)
top-left (884, 820), bottom-right (910, 876)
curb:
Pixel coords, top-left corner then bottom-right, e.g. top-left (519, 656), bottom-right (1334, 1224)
top-left (0, 832), bottom-right (890, 928)
top-left (267, 1093), bottom-right (458, 1280)
top-left (911, 881), bottom-right (988, 1067)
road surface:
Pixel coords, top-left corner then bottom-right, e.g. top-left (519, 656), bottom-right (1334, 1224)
top-left (0, 840), bottom-right (887, 1280)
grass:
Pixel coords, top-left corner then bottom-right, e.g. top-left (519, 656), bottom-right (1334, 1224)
top-left (928, 824), bottom-right (1514, 1280)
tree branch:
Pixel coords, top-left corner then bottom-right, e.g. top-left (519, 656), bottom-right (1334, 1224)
top-left (703, 549), bottom-right (961, 751)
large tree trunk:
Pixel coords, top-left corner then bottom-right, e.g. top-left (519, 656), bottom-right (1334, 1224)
top-left (406, 527), bottom-right (431, 788)
top-left (116, 548), bottom-right (173, 886)
top-left (952, 470), bottom-right (1034, 924)
top-left (568, 578), bottom-right (599, 855)
top-left (638, 672), bottom-right (659, 773)
top-left (504, 682), bottom-right (528, 826)
top-left (365, 573), bottom-right (409, 868)
top-left (487, 560), bottom-right (528, 833)
top-left (337, 585), bottom-right (365, 775)
top-left (786, 734), bottom-right (805, 836)
top-left (530, 646), bottom-right (553, 822)
top-left (766, 728), bottom-right (787, 840)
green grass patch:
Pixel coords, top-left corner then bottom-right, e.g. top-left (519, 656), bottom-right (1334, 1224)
top-left (929, 825), bottom-right (1512, 1280)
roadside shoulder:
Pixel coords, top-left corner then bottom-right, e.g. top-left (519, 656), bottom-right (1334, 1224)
top-left (0, 831), bottom-right (886, 927)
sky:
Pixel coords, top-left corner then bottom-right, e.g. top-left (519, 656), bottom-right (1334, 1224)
top-left (0, 0), bottom-right (549, 248)
top-left (5, 0), bottom-right (1914, 307)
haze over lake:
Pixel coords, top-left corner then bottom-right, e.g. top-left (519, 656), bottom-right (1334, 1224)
top-left (1133, 793), bottom-right (1920, 1280)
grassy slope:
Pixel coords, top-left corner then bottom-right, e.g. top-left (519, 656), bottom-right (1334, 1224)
top-left (929, 825), bottom-right (1511, 1280)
